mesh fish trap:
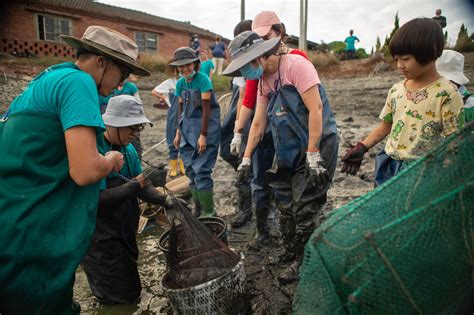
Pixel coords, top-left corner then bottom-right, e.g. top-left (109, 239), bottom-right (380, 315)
top-left (162, 195), bottom-right (240, 290)
top-left (294, 123), bottom-right (474, 314)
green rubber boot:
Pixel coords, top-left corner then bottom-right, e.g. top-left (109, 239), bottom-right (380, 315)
top-left (190, 189), bottom-right (201, 217)
top-left (198, 190), bottom-right (216, 217)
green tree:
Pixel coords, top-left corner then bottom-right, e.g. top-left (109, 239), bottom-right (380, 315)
top-left (375, 36), bottom-right (381, 51)
top-left (384, 12), bottom-right (400, 47)
top-left (455, 24), bottom-right (474, 52)
top-left (370, 46), bottom-right (374, 55)
top-left (328, 41), bottom-right (346, 54)
top-left (356, 48), bottom-right (368, 59)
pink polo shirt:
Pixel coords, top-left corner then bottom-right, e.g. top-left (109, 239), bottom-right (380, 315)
top-left (256, 54), bottom-right (321, 105)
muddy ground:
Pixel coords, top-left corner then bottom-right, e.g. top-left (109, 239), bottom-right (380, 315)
top-left (1, 53), bottom-right (473, 314)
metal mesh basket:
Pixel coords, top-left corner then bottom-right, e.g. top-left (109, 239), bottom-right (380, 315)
top-left (161, 251), bottom-right (246, 314)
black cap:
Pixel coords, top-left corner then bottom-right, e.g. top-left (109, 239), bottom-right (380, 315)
top-left (169, 47), bottom-right (200, 66)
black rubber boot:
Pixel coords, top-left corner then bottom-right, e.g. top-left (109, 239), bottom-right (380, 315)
top-left (230, 184), bottom-right (252, 228)
top-left (247, 206), bottom-right (271, 251)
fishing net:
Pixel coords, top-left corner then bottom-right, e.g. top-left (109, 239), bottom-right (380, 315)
top-left (294, 123), bottom-right (474, 314)
top-left (162, 193), bottom-right (240, 290)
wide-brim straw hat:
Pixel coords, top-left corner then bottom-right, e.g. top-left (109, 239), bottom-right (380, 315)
top-left (102, 95), bottom-right (153, 127)
top-left (61, 26), bottom-right (150, 77)
top-left (436, 49), bottom-right (469, 85)
top-left (223, 31), bottom-right (280, 77)
top-left (169, 47), bottom-right (200, 66)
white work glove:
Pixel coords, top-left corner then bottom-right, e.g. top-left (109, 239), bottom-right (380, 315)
top-left (235, 157), bottom-right (251, 186)
top-left (305, 151), bottom-right (330, 187)
top-left (230, 132), bottom-right (242, 156)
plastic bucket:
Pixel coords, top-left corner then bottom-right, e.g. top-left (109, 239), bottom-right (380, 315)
top-left (161, 251), bottom-right (246, 314)
top-left (158, 217), bottom-right (228, 253)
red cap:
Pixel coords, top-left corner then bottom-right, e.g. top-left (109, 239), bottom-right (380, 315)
top-left (252, 11), bottom-right (281, 37)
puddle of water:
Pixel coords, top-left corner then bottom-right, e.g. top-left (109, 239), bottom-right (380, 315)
top-left (73, 223), bottom-right (171, 314)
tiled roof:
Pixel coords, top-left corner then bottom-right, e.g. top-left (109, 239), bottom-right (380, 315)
top-left (26, 0), bottom-right (221, 38)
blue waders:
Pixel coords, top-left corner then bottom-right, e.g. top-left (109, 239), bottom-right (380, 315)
top-left (220, 85), bottom-right (253, 226)
top-left (251, 126), bottom-right (275, 239)
top-left (179, 89), bottom-right (220, 216)
top-left (166, 93), bottom-right (180, 160)
top-left (266, 84), bottom-right (339, 261)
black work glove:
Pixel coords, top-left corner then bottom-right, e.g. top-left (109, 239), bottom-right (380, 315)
top-left (235, 157), bottom-right (251, 187)
top-left (99, 180), bottom-right (141, 208)
top-left (341, 142), bottom-right (369, 175)
top-left (305, 151), bottom-right (330, 187)
top-left (143, 166), bottom-right (167, 187)
top-left (138, 184), bottom-right (187, 208)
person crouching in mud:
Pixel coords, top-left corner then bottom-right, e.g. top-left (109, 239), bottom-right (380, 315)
top-left (223, 31), bottom-right (338, 284)
top-left (82, 94), bottom-right (176, 305)
top-left (171, 47), bottom-right (221, 217)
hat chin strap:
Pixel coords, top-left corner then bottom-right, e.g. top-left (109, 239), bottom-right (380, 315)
top-left (97, 60), bottom-right (109, 93)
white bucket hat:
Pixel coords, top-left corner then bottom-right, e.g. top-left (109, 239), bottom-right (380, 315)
top-left (436, 50), bottom-right (469, 85)
top-left (61, 26), bottom-right (150, 77)
top-left (102, 95), bottom-right (152, 127)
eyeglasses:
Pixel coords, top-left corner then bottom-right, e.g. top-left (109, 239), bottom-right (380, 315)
top-left (112, 60), bottom-right (131, 82)
top-left (128, 124), bottom-right (145, 133)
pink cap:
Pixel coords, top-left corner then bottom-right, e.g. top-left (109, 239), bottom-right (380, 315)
top-left (252, 11), bottom-right (281, 37)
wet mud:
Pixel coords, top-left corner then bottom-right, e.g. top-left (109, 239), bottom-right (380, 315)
top-left (1, 54), bottom-right (472, 313)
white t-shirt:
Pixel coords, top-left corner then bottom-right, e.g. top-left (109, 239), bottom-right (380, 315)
top-left (232, 76), bottom-right (246, 88)
top-left (153, 77), bottom-right (177, 107)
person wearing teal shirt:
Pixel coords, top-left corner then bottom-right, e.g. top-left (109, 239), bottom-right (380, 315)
top-left (99, 79), bottom-right (140, 113)
top-left (199, 49), bottom-right (215, 79)
top-left (82, 95), bottom-right (171, 305)
top-left (0, 26), bottom-right (150, 314)
top-left (344, 29), bottom-right (360, 60)
top-left (171, 47), bottom-right (221, 217)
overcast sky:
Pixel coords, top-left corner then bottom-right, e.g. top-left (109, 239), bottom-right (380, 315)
top-left (98, 0), bottom-right (473, 51)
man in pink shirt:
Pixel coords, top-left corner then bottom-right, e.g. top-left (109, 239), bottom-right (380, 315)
top-left (223, 31), bottom-right (338, 284)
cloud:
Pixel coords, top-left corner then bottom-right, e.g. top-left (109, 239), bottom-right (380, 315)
top-left (99, 0), bottom-right (474, 51)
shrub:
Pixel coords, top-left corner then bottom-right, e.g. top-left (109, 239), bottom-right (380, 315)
top-left (138, 53), bottom-right (170, 73)
top-left (356, 48), bottom-right (368, 59)
top-left (211, 74), bottom-right (232, 92)
top-left (308, 51), bottom-right (338, 69)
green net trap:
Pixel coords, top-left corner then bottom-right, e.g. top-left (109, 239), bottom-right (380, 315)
top-left (294, 123), bottom-right (474, 314)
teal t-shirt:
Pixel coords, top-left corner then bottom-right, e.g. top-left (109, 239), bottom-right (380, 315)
top-left (7, 62), bottom-right (104, 132)
top-left (175, 71), bottom-right (212, 97)
top-left (344, 35), bottom-right (359, 50)
top-left (97, 137), bottom-right (143, 190)
top-left (199, 60), bottom-right (215, 77)
top-left (99, 81), bottom-right (139, 110)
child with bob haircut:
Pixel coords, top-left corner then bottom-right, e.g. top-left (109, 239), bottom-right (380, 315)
top-left (341, 18), bottom-right (464, 186)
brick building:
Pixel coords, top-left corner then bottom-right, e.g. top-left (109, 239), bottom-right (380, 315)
top-left (0, 0), bottom-right (222, 59)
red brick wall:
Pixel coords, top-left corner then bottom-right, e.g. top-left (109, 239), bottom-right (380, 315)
top-left (0, 2), bottom-right (216, 59)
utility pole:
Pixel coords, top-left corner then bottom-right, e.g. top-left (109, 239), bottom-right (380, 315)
top-left (241, 0), bottom-right (245, 21)
top-left (299, 0), bottom-right (308, 50)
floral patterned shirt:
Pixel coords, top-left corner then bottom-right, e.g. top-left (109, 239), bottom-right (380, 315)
top-left (379, 77), bottom-right (464, 161)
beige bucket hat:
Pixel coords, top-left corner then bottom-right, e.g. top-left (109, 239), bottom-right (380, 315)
top-left (61, 26), bottom-right (150, 77)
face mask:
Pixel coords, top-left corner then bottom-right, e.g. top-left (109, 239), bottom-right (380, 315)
top-left (240, 62), bottom-right (263, 80)
top-left (180, 70), bottom-right (196, 80)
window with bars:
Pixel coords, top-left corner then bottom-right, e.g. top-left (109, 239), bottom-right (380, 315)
top-left (135, 32), bottom-right (158, 53)
top-left (37, 14), bottom-right (71, 42)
